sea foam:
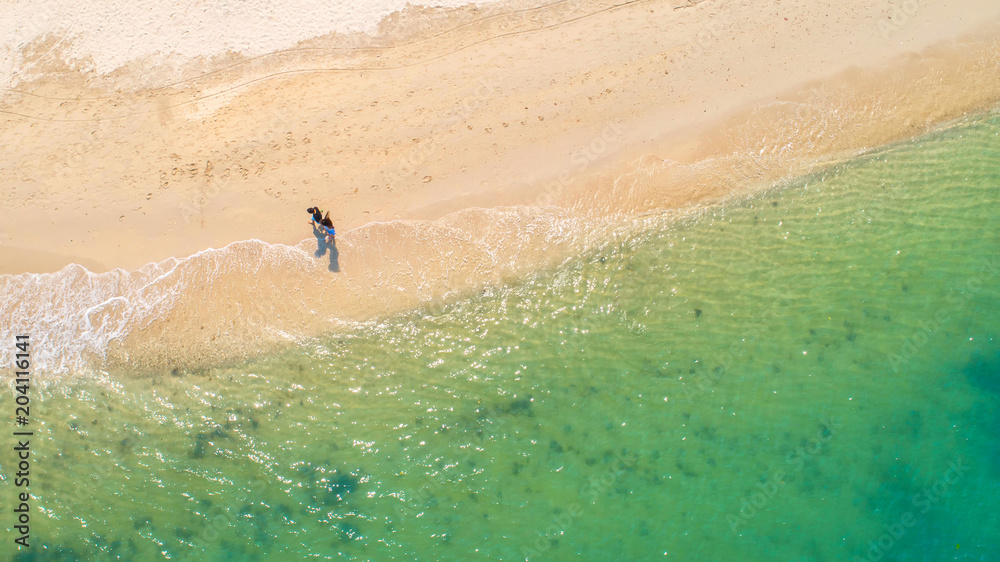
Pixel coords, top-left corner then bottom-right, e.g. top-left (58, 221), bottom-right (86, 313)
top-left (0, 206), bottom-right (608, 380)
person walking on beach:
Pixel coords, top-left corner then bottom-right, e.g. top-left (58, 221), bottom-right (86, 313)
top-left (322, 223), bottom-right (336, 243)
top-left (306, 207), bottom-right (322, 224)
top-left (307, 206), bottom-right (336, 243)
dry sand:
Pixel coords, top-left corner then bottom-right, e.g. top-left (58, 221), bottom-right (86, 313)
top-left (2, 0), bottom-right (1000, 275)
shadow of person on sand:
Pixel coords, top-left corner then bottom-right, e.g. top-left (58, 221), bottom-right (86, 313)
top-left (312, 225), bottom-right (340, 272)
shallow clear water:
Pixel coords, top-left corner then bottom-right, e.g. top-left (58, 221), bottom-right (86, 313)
top-left (6, 113), bottom-right (1000, 561)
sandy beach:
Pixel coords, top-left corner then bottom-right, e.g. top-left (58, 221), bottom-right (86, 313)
top-left (3, 0), bottom-right (999, 275)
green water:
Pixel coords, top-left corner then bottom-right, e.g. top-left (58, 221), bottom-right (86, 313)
top-left (7, 114), bottom-right (1000, 561)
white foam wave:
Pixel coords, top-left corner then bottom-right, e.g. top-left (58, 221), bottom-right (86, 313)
top-left (0, 238), bottom-right (314, 378)
top-left (0, 206), bottom-right (603, 379)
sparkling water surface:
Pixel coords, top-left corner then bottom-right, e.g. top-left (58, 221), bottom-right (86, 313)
top-left (8, 113), bottom-right (1000, 561)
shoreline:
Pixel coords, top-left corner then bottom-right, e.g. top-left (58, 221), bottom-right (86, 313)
top-left (3, 0), bottom-right (1000, 375)
top-left (6, 108), bottom-right (996, 379)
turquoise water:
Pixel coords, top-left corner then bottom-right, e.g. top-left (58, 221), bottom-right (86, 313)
top-left (6, 114), bottom-right (1000, 561)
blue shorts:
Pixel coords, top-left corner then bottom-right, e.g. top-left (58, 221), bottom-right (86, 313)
top-left (325, 226), bottom-right (336, 236)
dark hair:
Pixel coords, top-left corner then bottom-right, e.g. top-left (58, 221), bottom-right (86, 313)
top-left (307, 207), bottom-right (316, 213)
